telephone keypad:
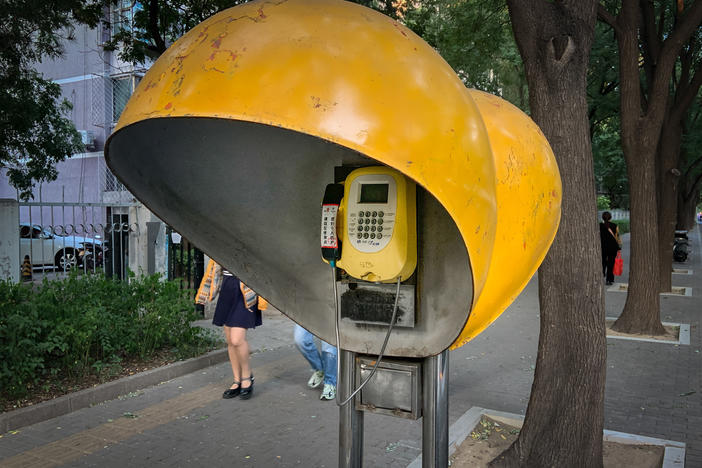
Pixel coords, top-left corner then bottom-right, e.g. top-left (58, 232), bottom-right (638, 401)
top-left (344, 172), bottom-right (399, 254)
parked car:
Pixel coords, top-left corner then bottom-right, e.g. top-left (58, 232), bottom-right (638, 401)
top-left (19, 223), bottom-right (104, 271)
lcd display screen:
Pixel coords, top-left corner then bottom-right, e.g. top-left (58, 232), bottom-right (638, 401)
top-left (359, 184), bottom-right (389, 203)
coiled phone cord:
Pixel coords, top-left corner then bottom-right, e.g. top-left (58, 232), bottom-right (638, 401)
top-left (331, 261), bottom-right (402, 407)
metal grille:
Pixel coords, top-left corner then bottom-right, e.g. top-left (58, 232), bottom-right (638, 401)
top-left (91, 73), bottom-right (142, 128)
top-left (17, 198), bottom-right (138, 281)
top-left (167, 227), bottom-right (205, 304)
top-left (98, 155), bottom-right (129, 195)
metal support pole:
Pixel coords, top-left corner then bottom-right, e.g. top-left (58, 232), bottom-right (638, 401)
top-left (422, 349), bottom-right (449, 468)
top-left (339, 349), bottom-right (364, 468)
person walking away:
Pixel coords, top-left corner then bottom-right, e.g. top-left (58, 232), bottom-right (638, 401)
top-left (197, 260), bottom-right (267, 399)
top-left (599, 211), bottom-right (621, 285)
top-left (294, 324), bottom-right (337, 400)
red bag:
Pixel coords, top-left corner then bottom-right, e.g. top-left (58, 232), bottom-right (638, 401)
top-left (613, 251), bottom-right (623, 276)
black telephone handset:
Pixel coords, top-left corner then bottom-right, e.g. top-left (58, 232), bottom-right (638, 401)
top-left (321, 183), bottom-right (345, 264)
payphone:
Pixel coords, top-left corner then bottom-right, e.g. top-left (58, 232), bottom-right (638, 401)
top-left (104, 0), bottom-right (562, 465)
top-left (322, 166), bottom-right (419, 407)
top-left (325, 166), bottom-right (417, 284)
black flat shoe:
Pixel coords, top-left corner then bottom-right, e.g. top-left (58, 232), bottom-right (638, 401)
top-left (223, 381), bottom-right (240, 399)
top-left (239, 375), bottom-right (254, 400)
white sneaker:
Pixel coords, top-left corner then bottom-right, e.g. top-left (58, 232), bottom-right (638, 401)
top-left (320, 384), bottom-right (336, 400)
top-left (307, 370), bottom-right (324, 389)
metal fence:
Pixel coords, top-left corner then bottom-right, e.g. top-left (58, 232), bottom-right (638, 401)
top-left (167, 227), bottom-right (205, 309)
top-left (18, 200), bottom-right (137, 281)
top-left (597, 209), bottom-right (630, 221)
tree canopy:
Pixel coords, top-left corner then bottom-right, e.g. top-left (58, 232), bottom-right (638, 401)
top-left (0, 0), bottom-right (106, 199)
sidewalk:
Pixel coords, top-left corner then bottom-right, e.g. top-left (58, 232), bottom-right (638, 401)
top-left (0, 225), bottom-right (700, 467)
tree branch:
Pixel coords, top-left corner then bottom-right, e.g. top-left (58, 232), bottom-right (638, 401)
top-left (597, 3), bottom-right (620, 34)
top-left (683, 154), bottom-right (702, 179)
top-left (640, 0), bottom-right (661, 64)
top-left (148, 0), bottom-right (167, 54)
top-left (647, 0), bottom-right (702, 119)
top-left (685, 169), bottom-right (702, 201)
top-left (675, 63), bottom-right (702, 119)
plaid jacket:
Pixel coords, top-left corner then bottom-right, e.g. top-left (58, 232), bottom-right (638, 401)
top-left (195, 259), bottom-right (268, 310)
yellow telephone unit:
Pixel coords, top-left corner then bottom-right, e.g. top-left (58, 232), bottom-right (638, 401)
top-left (322, 166), bottom-right (417, 283)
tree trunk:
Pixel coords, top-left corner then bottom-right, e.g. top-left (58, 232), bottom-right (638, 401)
top-left (612, 144), bottom-right (666, 334)
top-left (491, 2), bottom-right (605, 466)
top-left (656, 119), bottom-right (682, 292)
top-left (678, 182), bottom-right (701, 231)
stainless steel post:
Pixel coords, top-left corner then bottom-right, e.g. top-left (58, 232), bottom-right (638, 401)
top-left (422, 349), bottom-right (449, 468)
top-left (339, 349), bottom-right (364, 468)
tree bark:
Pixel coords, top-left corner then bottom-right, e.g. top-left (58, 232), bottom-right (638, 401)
top-left (656, 118), bottom-right (682, 293)
top-left (606, 0), bottom-right (702, 335)
top-left (491, 2), bottom-right (606, 466)
top-left (678, 170), bottom-right (702, 230)
top-left (655, 36), bottom-right (702, 291)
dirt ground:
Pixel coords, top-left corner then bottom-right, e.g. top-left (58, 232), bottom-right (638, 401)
top-left (605, 320), bottom-right (679, 341)
top-left (450, 416), bottom-right (665, 467)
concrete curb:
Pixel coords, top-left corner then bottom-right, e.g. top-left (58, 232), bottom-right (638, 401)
top-left (0, 347), bottom-right (228, 434)
top-left (407, 407), bottom-right (686, 467)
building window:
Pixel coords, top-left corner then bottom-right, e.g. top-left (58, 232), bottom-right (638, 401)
top-left (111, 0), bottom-right (137, 37)
top-left (111, 74), bottom-right (141, 123)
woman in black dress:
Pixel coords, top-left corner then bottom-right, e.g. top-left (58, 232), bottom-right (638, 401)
top-left (599, 211), bottom-right (621, 285)
top-left (212, 270), bottom-right (264, 400)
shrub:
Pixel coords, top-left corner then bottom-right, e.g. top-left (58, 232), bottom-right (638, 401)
top-left (612, 219), bottom-right (630, 234)
top-left (0, 273), bottom-right (218, 400)
top-left (597, 195), bottom-right (611, 210)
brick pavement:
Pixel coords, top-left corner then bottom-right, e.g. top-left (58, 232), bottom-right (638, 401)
top-left (1, 224), bottom-right (700, 467)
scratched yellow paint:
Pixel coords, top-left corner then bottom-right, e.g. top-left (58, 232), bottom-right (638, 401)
top-left (450, 90), bottom-right (561, 348)
top-left (111, 0), bottom-right (560, 347)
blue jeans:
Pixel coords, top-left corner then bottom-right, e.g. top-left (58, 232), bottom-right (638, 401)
top-left (294, 324), bottom-right (337, 386)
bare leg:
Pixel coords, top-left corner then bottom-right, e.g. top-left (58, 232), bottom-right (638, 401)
top-left (227, 327), bottom-right (252, 388)
top-left (224, 326), bottom-right (241, 389)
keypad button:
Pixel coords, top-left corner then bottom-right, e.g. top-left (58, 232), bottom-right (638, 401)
top-left (371, 226), bottom-right (376, 232)
top-left (372, 211), bottom-right (377, 217)
top-left (378, 226), bottom-right (383, 232)
top-left (365, 226), bottom-right (370, 232)
top-left (357, 232), bottom-right (362, 239)
top-left (365, 211), bottom-right (371, 217)
top-left (371, 218), bottom-right (377, 225)
top-left (379, 211), bottom-right (384, 217)
top-left (370, 233), bottom-right (376, 239)
top-left (378, 219), bottom-right (383, 225)
top-left (358, 218), bottom-right (364, 225)
top-left (359, 211), bottom-right (364, 217)
top-left (363, 233), bottom-right (369, 239)
top-left (377, 233), bottom-right (383, 239)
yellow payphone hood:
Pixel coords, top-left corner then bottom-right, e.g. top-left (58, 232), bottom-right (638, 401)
top-left (106, 0), bottom-right (560, 353)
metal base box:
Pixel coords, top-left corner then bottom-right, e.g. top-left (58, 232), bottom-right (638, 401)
top-left (354, 356), bottom-right (422, 420)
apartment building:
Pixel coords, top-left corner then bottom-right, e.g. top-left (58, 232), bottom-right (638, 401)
top-left (0, 2), bottom-right (173, 279)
